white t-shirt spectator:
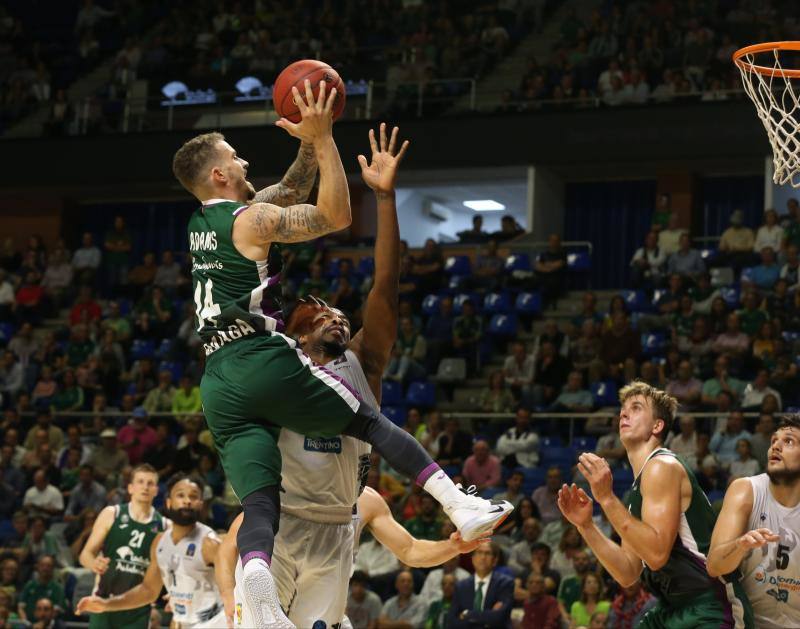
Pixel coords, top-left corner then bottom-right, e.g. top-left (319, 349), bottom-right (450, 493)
top-left (503, 354), bottom-right (535, 388)
top-left (418, 566), bottom-right (470, 607)
top-left (730, 458), bottom-right (760, 480)
top-left (72, 246), bottom-right (101, 270)
top-left (0, 279), bottom-right (14, 306)
top-left (495, 427), bottom-right (540, 467)
top-left (753, 224), bottom-right (784, 253)
top-left (353, 539), bottom-right (400, 577)
top-left (741, 384), bottom-right (782, 410)
top-left (380, 594), bottom-right (426, 628)
top-left (665, 432), bottom-right (699, 469)
top-left (23, 483), bottom-right (64, 515)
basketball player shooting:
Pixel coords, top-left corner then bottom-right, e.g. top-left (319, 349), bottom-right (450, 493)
top-left (173, 80), bottom-right (512, 626)
top-left (77, 474), bottom-right (227, 628)
top-left (558, 381), bottom-right (753, 628)
top-left (707, 415), bottom-right (800, 628)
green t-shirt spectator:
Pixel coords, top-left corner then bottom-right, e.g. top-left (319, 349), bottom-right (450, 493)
top-left (737, 307), bottom-right (768, 337)
top-left (702, 376), bottom-right (746, 401)
top-left (104, 227), bottom-right (132, 267)
top-left (19, 577), bottom-right (66, 619)
top-left (51, 385), bottom-right (84, 412)
top-left (570, 599), bottom-right (611, 627)
top-left (103, 316), bottom-right (131, 341)
top-left (172, 386), bottom-right (202, 415)
top-left (453, 315), bottom-right (482, 341)
top-left (785, 221), bottom-right (800, 248)
top-left (405, 516), bottom-right (442, 541)
top-left (672, 311), bottom-right (698, 337)
top-left (652, 209), bottom-right (671, 229)
top-left (66, 339), bottom-right (94, 367)
top-left (425, 599), bottom-right (452, 629)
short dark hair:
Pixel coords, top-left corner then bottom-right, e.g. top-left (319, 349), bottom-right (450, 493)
top-left (166, 472), bottom-right (205, 495)
top-left (777, 415), bottom-right (800, 433)
top-left (80, 464), bottom-right (94, 474)
top-left (172, 132), bottom-right (225, 193)
top-left (351, 570), bottom-right (369, 585)
top-left (531, 542), bottom-right (551, 556)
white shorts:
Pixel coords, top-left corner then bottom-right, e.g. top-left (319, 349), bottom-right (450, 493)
top-left (271, 511), bottom-right (355, 628)
top-left (180, 608), bottom-right (228, 628)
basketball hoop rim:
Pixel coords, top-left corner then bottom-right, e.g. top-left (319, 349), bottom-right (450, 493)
top-left (733, 41), bottom-right (800, 78)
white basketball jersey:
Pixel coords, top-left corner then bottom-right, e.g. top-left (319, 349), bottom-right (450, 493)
top-left (279, 349), bottom-right (375, 524)
top-left (156, 523), bottom-right (223, 626)
top-left (740, 473), bottom-right (800, 628)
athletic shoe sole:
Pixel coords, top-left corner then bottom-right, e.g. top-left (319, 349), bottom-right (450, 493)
top-left (458, 502), bottom-right (514, 542)
top-left (241, 569), bottom-right (295, 628)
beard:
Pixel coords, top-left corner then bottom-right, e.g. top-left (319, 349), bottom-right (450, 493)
top-left (767, 466), bottom-right (800, 486)
top-left (321, 338), bottom-right (347, 357)
top-left (164, 507), bottom-right (200, 526)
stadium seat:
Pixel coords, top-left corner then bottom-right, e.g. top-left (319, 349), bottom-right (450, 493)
top-left (0, 322), bottom-right (14, 343)
top-left (155, 338), bottom-right (174, 360)
top-left (434, 358), bottom-right (467, 383)
top-left (720, 286), bottom-right (741, 308)
top-left (591, 380), bottom-right (619, 407)
top-left (117, 298), bottom-right (133, 316)
top-left (699, 248), bottom-right (718, 263)
top-left (131, 339), bottom-right (155, 360)
top-left (381, 381), bottom-right (403, 406)
top-left (382, 406), bottom-right (407, 426)
top-left (444, 255), bottom-right (471, 275)
top-left (740, 267), bottom-right (756, 284)
top-left (521, 467), bottom-right (546, 494)
top-left (481, 487), bottom-right (504, 499)
top-left (541, 436), bottom-right (562, 448)
top-left (541, 446), bottom-right (576, 467)
top-left (421, 294), bottom-right (440, 316)
top-left (707, 490), bottom-right (725, 504)
top-left (515, 291), bottom-right (542, 315)
top-left (567, 251), bottom-right (591, 272)
top-left (505, 253), bottom-right (531, 272)
top-left (641, 332), bottom-right (666, 358)
top-left (448, 275), bottom-right (467, 291)
top-left (406, 381), bottom-right (436, 407)
top-left (620, 290), bottom-right (649, 313)
top-left (488, 314), bottom-right (518, 337)
top-left (358, 256), bottom-right (375, 277)
top-left (483, 292), bottom-right (512, 314)
top-left (573, 436), bottom-right (598, 452)
top-left (710, 267), bottom-right (734, 288)
top-left (325, 257), bottom-right (341, 278)
top-left (158, 361), bottom-right (183, 382)
top-left (453, 293), bottom-right (479, 314)
top-left (782, 331), bottom-right (800, 344)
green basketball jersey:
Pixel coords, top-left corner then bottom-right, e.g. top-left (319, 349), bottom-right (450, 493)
top-left (627, 448), bottom-right (724, 606)
top-left (96, 503), bottom-right (165, 597)
top-left (188, 199), bottom-right (284, 356)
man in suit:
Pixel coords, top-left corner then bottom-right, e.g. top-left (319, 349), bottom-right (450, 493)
top-left (447, 541), bottom-right (514, 628)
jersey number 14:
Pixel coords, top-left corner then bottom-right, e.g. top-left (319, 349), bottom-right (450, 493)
top-left (194, 279), bottom-right (221, 331)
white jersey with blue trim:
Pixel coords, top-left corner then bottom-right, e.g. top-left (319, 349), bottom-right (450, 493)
top-left (279, 349), bottom-right (376, 524)
top-left (740, 473), bottom-right (800, 629)
top-left (156, 523), bottom-right (224, 627)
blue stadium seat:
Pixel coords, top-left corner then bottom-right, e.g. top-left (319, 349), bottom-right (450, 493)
top-left (541, 436), bottom-right (562, 448)
top-left (573, 436), bottom-right (598, 452)
top-left (117, 298), bottom-right (132, 316)
top-left (652, 288), bottom-right (667, 305)
top-left (453, 293), bottom-right (479, 314)
top-left (505, 253), bottom-right (531, 272)
top-left (406, 381), bottom-right (436, 407)
top-left (541, 446), bottom-right (576, 467)
top-left (383, 406), bottom-right (407, 426)
top-left (381, 381), bottom-right (403, 406)
top-left (158, 361), bottom-right (182, 382)
top-left (521, 467), bottom-right (546, 494)
top-left (720, 286), bottom-right (741, 308)
top-left (422, 294), bottom-right (440, 316)
top-left (483, 292), bottom-right (512, 314)
top-left (481, 487), bottom-right (504, 499)
top-left (620, 290), bottom-right (648, 313)
top-left (782, 331), bottom-right (800, 344)
top-left (612, 468), bottom-right (635, 496)
top-left (444, 255), bottom-right (471, 275)
top-left (707, 490), bottom-right (725, 504)
top-left (641, 332), bottom-right (666, 358)
top-left (325, 257), bottom-right (341, 278)
top-left (0, 322), bottom-right (14, 344)
top-left (448, 275), bottom-right (468, 291)
top-left (515, 291), bottom-right (542, 315)
top-left (591, 380), bottom-right (619, 407)
top-left (700, 248), bottom-right (718, 263)
top-left (131, 339), bottom-right (155, 360)
top-left (488, 314), bottom-right (518, 337)
top-left (567, 252), bottom-right (591, 272)
top-left (155, 339), bottom-right (174, 360)
top-left (740, 267), bottom-right (756, 284)
top-left (358, 256), bottom-right (375, 277)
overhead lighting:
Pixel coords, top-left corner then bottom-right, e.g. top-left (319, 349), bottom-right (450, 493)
top-left (463, 199), bottom-right (505, 211)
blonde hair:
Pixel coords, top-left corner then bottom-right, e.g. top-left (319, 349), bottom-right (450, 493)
top-left (619, 380), bottom-right (679, 442)
top-left (172, 132), bottom-right (225, 193)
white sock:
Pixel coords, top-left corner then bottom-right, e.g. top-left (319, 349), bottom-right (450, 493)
top-left (242, 557), bottom-right (269, 575)
top-left (423, 472), bottom-right (466, 508)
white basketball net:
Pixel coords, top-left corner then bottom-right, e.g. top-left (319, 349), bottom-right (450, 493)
top-left (736, 47), bottom-right (800, 188)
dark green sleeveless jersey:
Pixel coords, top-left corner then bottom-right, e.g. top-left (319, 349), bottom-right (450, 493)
top-left (187, 199), bottom-right (284, 356)
top-left (627, 448), bottom-right (724, 606)
top-left (96, 503), bottom-right (165, 597)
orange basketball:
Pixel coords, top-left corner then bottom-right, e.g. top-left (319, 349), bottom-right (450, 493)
top-left (273, 59), bottom-right (346, 123)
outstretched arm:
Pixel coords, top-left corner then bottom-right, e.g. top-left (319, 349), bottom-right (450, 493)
top-left (361, 487), bottom-right (481, 567)
top-left (77, 534), bottom-right (163, 614)
top-left (349, 124), bottom-right (410, 395)
top-left (252, 142), bottom-right (317, 207)
top-left (707, 477), bottom-right (778, 577)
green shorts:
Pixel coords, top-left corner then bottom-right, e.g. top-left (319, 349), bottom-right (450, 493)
top-left (88, 607), bottom-right (150, 629)
top-left (201, 333), bottom-right (362, 500)
top-left (639, 584), bottom-right (753, 629)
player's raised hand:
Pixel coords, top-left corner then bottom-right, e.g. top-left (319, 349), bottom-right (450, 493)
top-left (358, 123), bottom-right (410, 195)
top-left (449, 530), bottom-right (489, 554)
top-left (76, 595), bottom-right (107, 615)
top-left (91, 555), bottom-right (110, 575)
top-left (557, 484), bottom-right (594, 528)
top-left (736, 528), bottom-right (780, 549)
top-left (275, 79), bottom-right (337, 144)
top-left (577, 452), bottom-right (614, 504)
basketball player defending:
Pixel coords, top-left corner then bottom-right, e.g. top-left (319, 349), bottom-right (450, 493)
top-left (558, 381), bottom-right (753, 628)
top-left (78, 474), bottom-right (226, 628)
top-left (79, 464), bottom-right (167, 629)
top-left (707, 415), bottom-right (800, 628)
top-left (174, 80), bottom-right (512, 626)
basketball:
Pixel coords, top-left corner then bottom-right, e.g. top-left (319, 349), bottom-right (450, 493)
top-left (273, 59), bottom-right (346, 123)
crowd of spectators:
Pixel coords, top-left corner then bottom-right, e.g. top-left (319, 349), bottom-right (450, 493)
top-left (498, 0), bottom-right (800, 112)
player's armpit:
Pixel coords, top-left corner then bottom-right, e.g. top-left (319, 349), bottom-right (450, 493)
top-left (237, 202), bottom-right (342, 245)
top-left (707, 477), bottom-right (755, 578)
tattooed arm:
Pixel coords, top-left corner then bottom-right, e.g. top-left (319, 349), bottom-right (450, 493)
top-left (251, 142), bottom-right (318, 207)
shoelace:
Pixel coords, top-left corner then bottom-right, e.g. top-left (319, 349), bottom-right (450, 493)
top-left (455, 483), bottom-right (478, 497)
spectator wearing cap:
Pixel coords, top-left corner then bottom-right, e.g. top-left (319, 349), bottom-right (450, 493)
top-left (462, 440), bottom-right (501, 491)
top-left (495, 408), bottom-right (540, 469)
top-left (667, 233), bottom-right (705, 278)
top-left (718, 209), bottom-right (756, 271)
top-left (753, 208), bottom-right (784, 253)
top-left (143, 370), bottom-right (176, 414)
top-left (88, 429), bottom-right (129, 485)
top-left (24, 410), bottom-right (64, 455)
top-left (17, 556), bottom-right (65, 623)
top-left (64, 464), bottom-right (106, 521)
top-left (23, 470), bottom-right (63, 518)
top-left (117, 407), bottom-right (158, 464)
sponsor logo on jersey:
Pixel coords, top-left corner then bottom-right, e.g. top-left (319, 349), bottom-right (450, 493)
top-left (115, 546), bottom-right (149, 576)
top-left (304, 436), bottom-right (342, 454)
top-left (761, 512), bottom-right (767, 522)
top-left (175, 603), bottom-right (187, 615)
top-left (203, 318), bottom-right (257, 355)
top-left (192, 260), bottom-right (224, 272)
top-left (189, 231), bottom-right (218, 251)
top-left (235, 603), bottom-right (242, 625)
top-left (186, 543), bottom-right (196, 557)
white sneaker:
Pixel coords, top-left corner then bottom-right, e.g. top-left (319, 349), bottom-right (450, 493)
top-left (444, 484), bottom-right (514, 542)
top-left (241, 562), bottom-right (295, 628)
